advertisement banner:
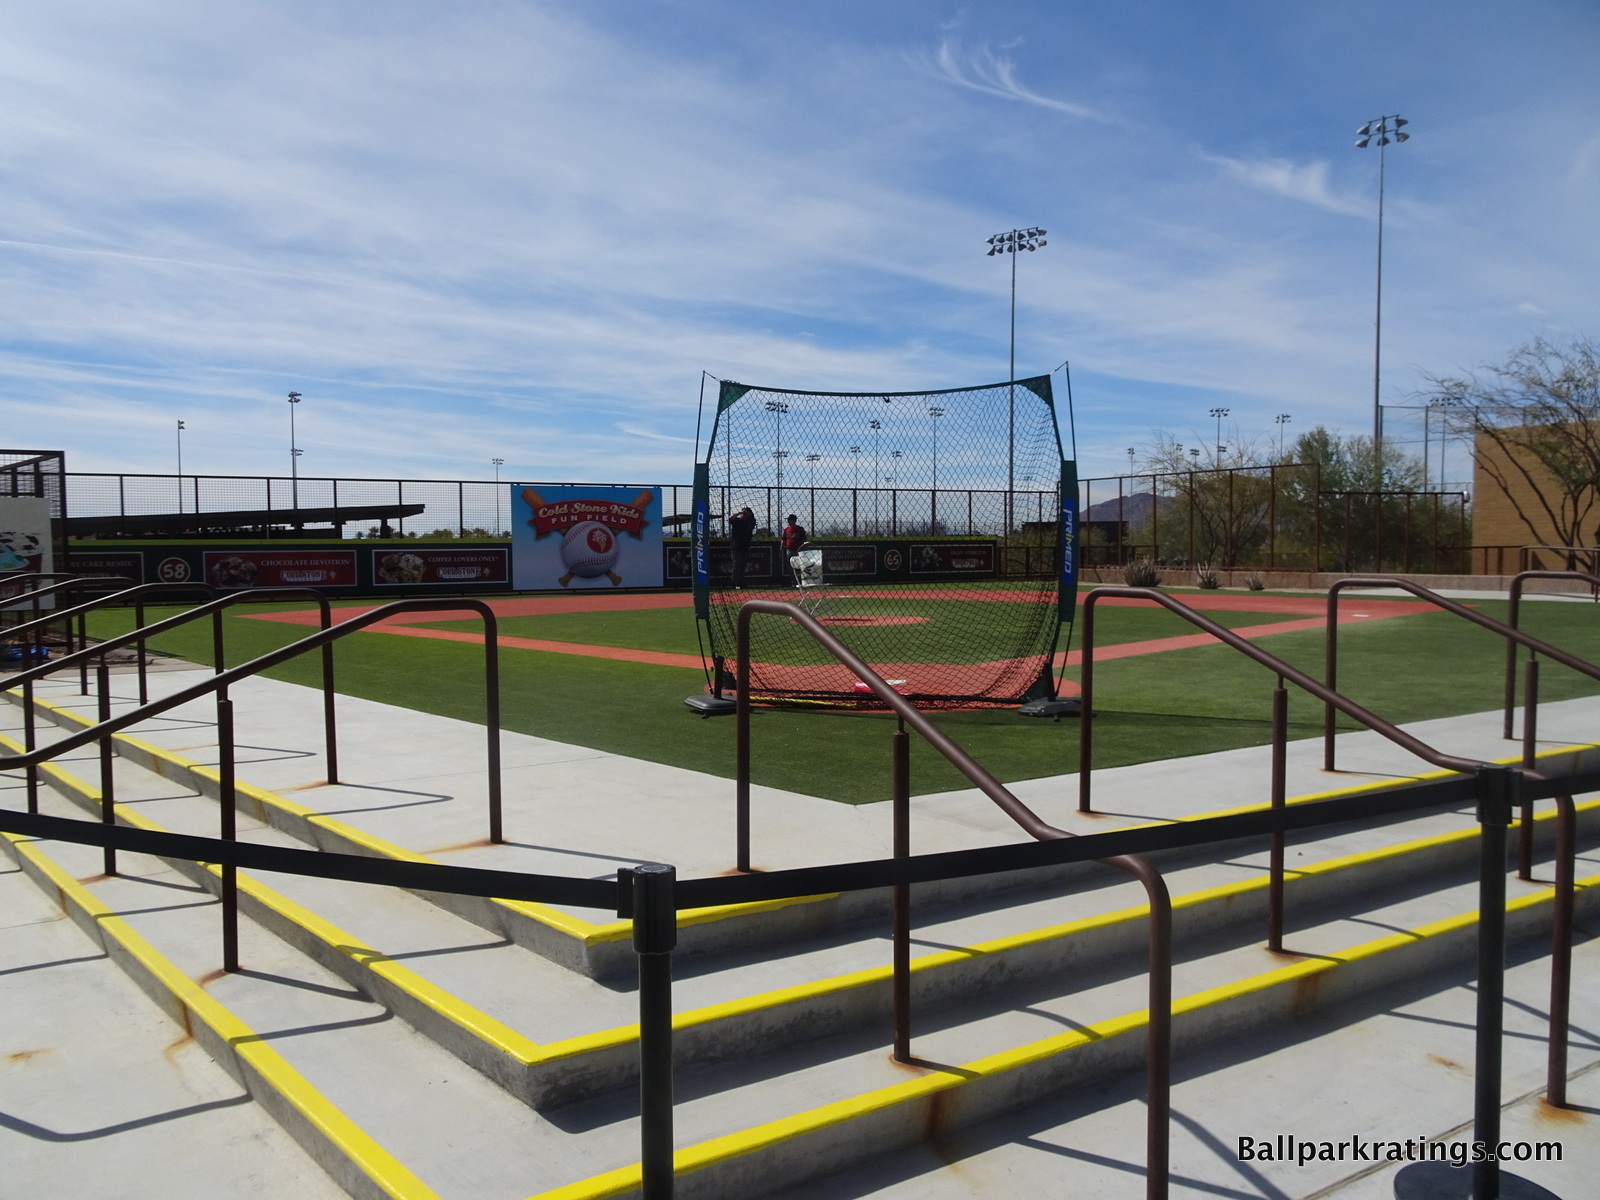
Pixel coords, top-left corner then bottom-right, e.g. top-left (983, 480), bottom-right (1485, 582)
top-left (0, 496), bottom-right (54, 609)
top-left (69, 552), bottom-right (147, 588)
top-left (372, 547), bottom-right (508, 586)
top-left (203, 550), bottom-right (357, 589)
top-left (908, 544), bottom-right (993, 576)
top-left (512, 485), bottom-right (664, 590)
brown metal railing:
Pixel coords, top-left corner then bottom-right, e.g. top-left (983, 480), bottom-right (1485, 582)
top-left (1504, 570), bottom-right (1600, 741)
top-left (3, 586), bottom-right (338, 814)
top-left (1076, 587), bottom-right (1489, 954)
top-left (732, 598), bottom-right (1173, 1199)
top-left (2, 598), bottom-right (504, 971)
top-left (1323, 575), bottom-right (1593, 1106)
top-left (1, 576), bottom-right (135, 678)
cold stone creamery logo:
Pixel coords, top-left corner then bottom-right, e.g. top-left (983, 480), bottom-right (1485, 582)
top-left (521, 487), bottom-right (654, 588)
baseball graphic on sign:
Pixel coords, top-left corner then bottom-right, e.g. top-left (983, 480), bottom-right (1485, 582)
top-left (559, 521), bottom-right (622, 586)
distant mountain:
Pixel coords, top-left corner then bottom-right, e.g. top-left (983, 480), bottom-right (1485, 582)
top-left (1082, 491), bottom-right (1158, 523)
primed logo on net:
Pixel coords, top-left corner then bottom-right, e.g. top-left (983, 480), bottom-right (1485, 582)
top-left (1239, 1134), bottom-right (1562, 1169)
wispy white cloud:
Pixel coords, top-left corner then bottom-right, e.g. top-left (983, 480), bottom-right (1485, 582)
top-left (910, 38), bottom-right (1119, 124)
top-left (1196, 151), bottom-right (1368, 217)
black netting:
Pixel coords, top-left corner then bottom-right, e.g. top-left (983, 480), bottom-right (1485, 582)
top-left (700, 377), bottom-right (1067, 709)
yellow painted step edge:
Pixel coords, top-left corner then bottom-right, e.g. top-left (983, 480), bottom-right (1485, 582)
top-left (524, 868), bottom-right (1600, 1200)
top-left (11, 708), bottom-right (1598, 1072)
top-left (0, 828), bottom-right (441, 1200)
top-left (21, 691), bottom-right (829, 945)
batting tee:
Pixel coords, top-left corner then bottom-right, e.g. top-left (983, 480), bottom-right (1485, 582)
top-left (691, 376), bottom-right (1078, 709)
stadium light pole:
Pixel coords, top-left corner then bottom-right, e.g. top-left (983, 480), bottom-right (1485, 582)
top-left (176, 420), bottom-right (186, 513)
top-left (805, 454), bottom-right (820, 530)
top-left (1357, 114), bottom-right (1410, 490)
top-left (1126, 447), bottom-right (1136, 474)
top-left (766, 400), bottom-right (789, 520)
top-left (492, 458), bottom-right (505, 536)
top-left (929, 407), bottom-right (945, 534)
top-left (987, 226), bottom-right (1046, 532)
top-left (1275, 413), bottom-right (1292, 460)
top-left (850, 446), bottom-right (861, 490)
top-left (869, 419), bottom-right (882, 533)
top-left (287, 391), bottom-right (303, 507)
top-left (1209, 407), bottom-right (1230, 461)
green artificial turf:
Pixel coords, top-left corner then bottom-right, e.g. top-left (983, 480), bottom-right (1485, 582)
top-left (82, 595), bottom-right (1600, 805)
top-left (419, 600), bottom-right (1308, 659)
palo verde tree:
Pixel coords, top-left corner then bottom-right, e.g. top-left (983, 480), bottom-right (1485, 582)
top-left (1422, 336), bottom-right (1600, 549)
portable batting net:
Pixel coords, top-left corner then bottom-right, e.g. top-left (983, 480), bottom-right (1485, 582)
top-left (691, 376), bottom-right (1076, 709)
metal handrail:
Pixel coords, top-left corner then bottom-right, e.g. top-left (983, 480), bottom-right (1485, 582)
top-left (1, 597), bottom-right (504, 845)
top-left (1321, 575), bottom-right (1595, 1108)
top-left (1078, 584), bottom-right (1485, 952)
top-left (3, 581), bottom-right (218, 701)
top-left (2, 751), bottom-right (1562, 1199)
top-left (1504, 569), bottom-right (1600, 739)
top-left (733, 597), bottom-right (1173, 1200)
top-left (3, 586), bottom-right (337, 797)
top-left (0, 576), bottom-right (135, 672)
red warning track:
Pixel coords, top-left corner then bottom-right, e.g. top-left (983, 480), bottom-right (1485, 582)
top-left (241, 590), bottom-right (1431, 683)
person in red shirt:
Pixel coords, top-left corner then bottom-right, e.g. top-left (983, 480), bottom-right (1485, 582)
top-left (780, 514), bottom-right (808, 560)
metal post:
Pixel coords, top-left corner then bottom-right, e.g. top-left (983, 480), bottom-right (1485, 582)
top-left (1324, 591), bottom-right (1340, 771)
top-left (1547, 787), bottom-right (1576, 1109)
top-left (135, 596), bottom-right (149, 706)
top-left (632, 863), bottom-right (677, 1199)
top-left (1078, 599), bottom-right (1097, 812)
top-left (891, 726), bottom-right (911, 1063)
top-left (218, 691), bottom-right (239, 972)
top-left (484, 620), bottom-right (501, 843)
top-left (735, 634), bottom-right (751, 872)
top-left (1518, 657), bottom-right (1538, 881)
top-left (97, 660), bottom-right (116, 876)
top-left (1268, 681), bottom-right (1288, 953)
top-left (23, 678), bottom-right (38, 814)
top-left (1467, 765), bottom-right (1514, 1200)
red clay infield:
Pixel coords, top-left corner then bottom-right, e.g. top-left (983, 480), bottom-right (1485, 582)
top-left (241, 589), bottom-right (1430, 685)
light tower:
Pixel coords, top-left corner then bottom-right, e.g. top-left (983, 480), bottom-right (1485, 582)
top-left (986, 226), bottom-right (1047, 531)
top-left (287, 391), bottom-right (303, 507)
top-left (1356, 114), bottom-right (1411, 488)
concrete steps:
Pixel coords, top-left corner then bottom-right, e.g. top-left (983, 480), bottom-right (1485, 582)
top-left (4, 671), bottom-right (1599, 1198)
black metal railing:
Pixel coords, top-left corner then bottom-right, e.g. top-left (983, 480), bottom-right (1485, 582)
top-left (1, 756), bottom-right (1581, 1200)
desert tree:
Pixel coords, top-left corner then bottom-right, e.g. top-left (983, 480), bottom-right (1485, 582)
top-left (1422, 336), bottom-right (1600, 549)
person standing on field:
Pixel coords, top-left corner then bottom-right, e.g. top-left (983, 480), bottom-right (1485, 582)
top-left (780, 513), bottom-right (808, 561)
top-left (729, 506), bottom-right (756, 588)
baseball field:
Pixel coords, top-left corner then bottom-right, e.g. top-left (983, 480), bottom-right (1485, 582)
top-left (84, 587), bottom-right (1600, 803)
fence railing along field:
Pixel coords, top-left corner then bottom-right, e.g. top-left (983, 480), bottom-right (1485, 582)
top-left (1080, 463), bottom-right (1471, 574)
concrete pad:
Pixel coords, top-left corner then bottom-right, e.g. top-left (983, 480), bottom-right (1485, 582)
top-left (0, 854), bottom-right (346, 1200)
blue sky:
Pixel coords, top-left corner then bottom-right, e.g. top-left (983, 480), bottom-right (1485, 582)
top-left (2, 0), bottom-right (1596, 488)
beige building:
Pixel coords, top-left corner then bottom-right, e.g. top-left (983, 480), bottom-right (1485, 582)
top-left (1472, 428), bottom-right (1600, 573)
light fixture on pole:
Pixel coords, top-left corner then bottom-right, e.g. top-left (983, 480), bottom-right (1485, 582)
top-left (889, 449), bottom-right (902, 488)
top-left (987, 225), bottom-right (1047, 531)
top-left (1275, 413), bottom-right (1292, 460)
top-left (176, 420), bottom-right (186, 513)
top-left (850, 446), bottom-right (861, 491)
top-left (1209, 408), bottom-right (1230, 460)
top-left (492, 458), bottom-right (505, 536)
top-left (1356, 113), bottom-right (1410, 489)
top-left (287, 391), bottom-right (303, 507)
top-left (804, 453), bottom-right (821, 529)
top-left (1126, 447), bottom-right (1136, 474)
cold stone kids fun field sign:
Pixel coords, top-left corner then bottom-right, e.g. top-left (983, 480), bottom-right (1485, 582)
top-left (511, 485), bottom-right (664, 590)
